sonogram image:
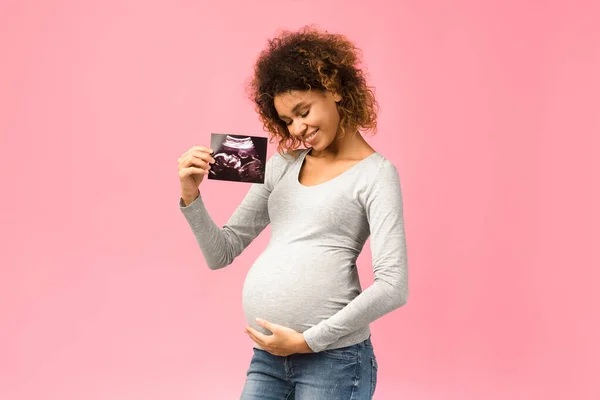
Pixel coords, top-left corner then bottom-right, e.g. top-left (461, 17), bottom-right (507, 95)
top-left (207, 134), bottom-right (268, 184)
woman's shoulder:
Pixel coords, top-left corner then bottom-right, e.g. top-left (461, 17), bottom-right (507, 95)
top-left (267, 148), bottom-right (305, 168)
top-left (355, 150), bottom-right (402, 193)
top-left (360, 150), bottom-right (398, 175)
top-left (263, 148), bottom-right (305, 186)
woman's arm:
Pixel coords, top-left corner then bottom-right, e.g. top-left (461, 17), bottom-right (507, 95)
top-left (302, 160), bottom-right (409, 352)
top-left (179, 155), bottom-right (278, 270)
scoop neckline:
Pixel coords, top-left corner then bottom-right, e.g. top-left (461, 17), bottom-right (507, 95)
top-left (294, 148), bottom-right (379, 188)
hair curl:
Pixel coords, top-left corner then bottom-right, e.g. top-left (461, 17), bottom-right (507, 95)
top-left (247, 26), bottom-right (378, 157)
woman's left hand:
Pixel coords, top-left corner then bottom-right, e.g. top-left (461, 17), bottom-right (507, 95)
top-left (245, 318), bottom-right (314, 356)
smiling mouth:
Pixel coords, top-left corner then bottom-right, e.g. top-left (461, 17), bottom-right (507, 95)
top-left (305, 129), bottom-right (318, 141)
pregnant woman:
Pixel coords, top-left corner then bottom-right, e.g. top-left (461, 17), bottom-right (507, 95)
top-left (177, 26), bottom-right (408, 400)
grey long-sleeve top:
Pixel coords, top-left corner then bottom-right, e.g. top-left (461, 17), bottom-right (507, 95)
top-left (179, 148), bottom-right (408, 352)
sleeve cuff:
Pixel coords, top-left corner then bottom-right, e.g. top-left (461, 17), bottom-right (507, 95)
top-left (303, 327), bottom-right (326, 353)
top-left (179, 193), bottom-right (202, 210)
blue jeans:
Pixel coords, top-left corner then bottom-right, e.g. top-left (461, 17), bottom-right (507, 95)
top-left (240, 337), bottom-right (378, 400)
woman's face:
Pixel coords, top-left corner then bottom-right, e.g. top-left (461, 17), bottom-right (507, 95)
top-left (273, 90), bottom-right (342, 151)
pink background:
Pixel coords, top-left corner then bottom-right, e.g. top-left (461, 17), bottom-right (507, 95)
top-left (1, 0), bottom-right (599, 399)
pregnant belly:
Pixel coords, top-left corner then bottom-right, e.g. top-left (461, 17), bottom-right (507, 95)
top-left (241, 248), bottom-right (361, 335)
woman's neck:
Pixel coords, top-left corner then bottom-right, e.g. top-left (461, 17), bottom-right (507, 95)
top-left (309, 130), bottom-right (374, 161)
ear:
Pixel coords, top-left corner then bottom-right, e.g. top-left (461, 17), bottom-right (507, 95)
top-left (332, 92), bottom-right (342, 103)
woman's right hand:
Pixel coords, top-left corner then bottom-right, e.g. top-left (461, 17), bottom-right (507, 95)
top-left (178, 146), bottom-right (215, 204)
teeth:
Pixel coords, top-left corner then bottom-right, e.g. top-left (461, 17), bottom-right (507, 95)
top-left (307, 130), bottom-right (317, 140)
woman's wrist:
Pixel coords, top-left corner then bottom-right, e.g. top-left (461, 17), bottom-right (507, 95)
top-left (181, 189), bottom-right (200, 206)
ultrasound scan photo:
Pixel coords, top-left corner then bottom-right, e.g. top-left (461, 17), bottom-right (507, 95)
top-left (207, 133), bottom-right (268, 184)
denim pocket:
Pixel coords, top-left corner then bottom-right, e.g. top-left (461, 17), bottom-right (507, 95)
top-left (370, 356), bottom-right (378, 397)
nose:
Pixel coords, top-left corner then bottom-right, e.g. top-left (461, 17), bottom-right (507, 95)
top-left (289, 119), bottom-right (307, 138)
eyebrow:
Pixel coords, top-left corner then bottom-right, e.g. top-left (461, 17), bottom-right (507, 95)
top-left (291, 101), bottom-right (307, 113)
top-left (279, 101), bottom-right (309, 120)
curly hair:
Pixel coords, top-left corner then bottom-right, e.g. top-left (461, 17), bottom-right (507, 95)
top-left (247, 26), bottom-right (378, 157)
